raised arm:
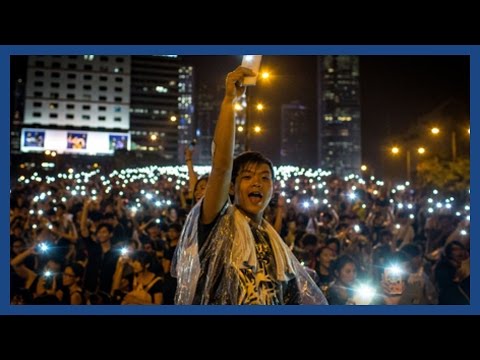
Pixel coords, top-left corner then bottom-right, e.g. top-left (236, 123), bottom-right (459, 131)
top-left (273, 194), bottom-right (286, 234)
top-left (80, 198), bottom-right (91, 238)
top-left (201, 67), bottom-right (254, 224)
top-left (185, 146), bottom-right (198, 200)
top-left (10, 245), bottom-right (37, 286)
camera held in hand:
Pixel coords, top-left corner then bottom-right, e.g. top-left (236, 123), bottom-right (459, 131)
top-left (43, 270), bottom-right (54, 290)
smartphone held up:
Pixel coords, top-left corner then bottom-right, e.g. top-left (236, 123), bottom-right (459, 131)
top-left (241, 55), bottom-right (262, 86)
top-left (189, 139), bottom-right (197, 151)
top-left (384, 264), bottom-right (405, 296)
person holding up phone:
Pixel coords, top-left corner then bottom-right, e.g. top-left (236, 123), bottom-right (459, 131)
top-left (183, 139), bottom-right (209, 207)
top-left (378, 252), bottom-right (409, 305)
top-left (172, 65), bottom-right (327, 305)
top-left (10, 243), bottom-right (63, 304)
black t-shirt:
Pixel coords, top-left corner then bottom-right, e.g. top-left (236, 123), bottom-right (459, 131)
top-left (435, 260), bottom-right (470, 305)
top-left (82, 236), bottom-right (119, 294)
top-left (195, 207), bottom-right (300, 304)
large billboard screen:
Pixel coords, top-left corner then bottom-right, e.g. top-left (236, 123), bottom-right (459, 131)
top-left (20, 128), bottom-right (130, 155)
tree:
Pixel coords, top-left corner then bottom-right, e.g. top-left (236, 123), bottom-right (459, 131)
top-left (416, 157), bottom-right (470, 194)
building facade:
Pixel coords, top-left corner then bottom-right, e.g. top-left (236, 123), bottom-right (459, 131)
top-left (280, 101), bottom-right (310, 166)
top-left (317, 55), bottom-right (361, 176)
top-left (130, 55), bottom-right (180, 161)
top-left (22, 55), bottom-right (130, 155)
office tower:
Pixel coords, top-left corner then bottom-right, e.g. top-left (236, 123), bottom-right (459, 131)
top-left (130, 55), bottom-right (194, 163)
top-left (11, 57), bottom-right (27, 154)
top-left (22, 55), bottom-right (130, 155)
top-left (177, 65), bottom-right (195, 162)
top-left (317, 55), bottom-right (361, 175)
top-left (280, 101), bottom-right (310, 166)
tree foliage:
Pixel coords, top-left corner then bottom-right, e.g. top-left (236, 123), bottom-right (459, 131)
top-left (416, 157), bottom-right (470, 193)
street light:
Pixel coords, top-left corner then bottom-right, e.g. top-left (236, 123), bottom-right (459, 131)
top-left (430, 127), bottom-right (457, 162)
top-left (244, 71), bottom-right (271, 151)
top-left (245, 95), bottom-right (266, 151)
top-left (261, 72), bottom-right (270, 80)
top-left (391, 146), bottom-right (426, 181)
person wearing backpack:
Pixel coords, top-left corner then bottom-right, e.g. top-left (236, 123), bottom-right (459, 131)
top-left (112, 250), bottom-right (163, 305)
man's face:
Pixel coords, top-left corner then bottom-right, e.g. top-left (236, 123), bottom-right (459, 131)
top-left (450, 245), bottom-right (466, 264)
top-left (233, 163), bottom-right (273, 222)
top-left (96, 226), bottom-right (112, 244)
top-left (167, 228), bottom-right (180, 241)
top-left (318, 247), bottom-right (335, 268)
top-left (147, 226), bottom-right (160, 238)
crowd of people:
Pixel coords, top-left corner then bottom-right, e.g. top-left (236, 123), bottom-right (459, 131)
top-left (10, 66), bottom-right (470, 305)
top-left (9, 158), bottom-right (470, 305)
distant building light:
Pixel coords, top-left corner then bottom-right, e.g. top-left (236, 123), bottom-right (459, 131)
top-left (155, 86), bottom-right (168, 93)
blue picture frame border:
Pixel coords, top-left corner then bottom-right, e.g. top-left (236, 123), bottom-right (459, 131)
top-left (1, 45), bottom-right (476, 315)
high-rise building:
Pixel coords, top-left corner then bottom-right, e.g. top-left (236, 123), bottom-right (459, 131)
top-left (19, 55), bottom-right (194, 164)
top-left (177, 65), bottom-right (195, 162)
top-left (22, 55), bottom-right (130, 155)
top-left (195, 81), bottom-right (242, 164)
top-left (280, 101), bottom-right (310, 166)
top-left (195, 83), bottom-right (219, 165)
top-left (317, 56), bottom-right (361, 175)
top-left (130, 55), bottom-right (192, 163)
top-left (11, 57), bottom-right (27, 154)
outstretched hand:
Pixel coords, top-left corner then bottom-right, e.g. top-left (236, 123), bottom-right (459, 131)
top-left (225, 66), bottom-right (256, 101)
top-left (184, 146), bottom-right (193, 161)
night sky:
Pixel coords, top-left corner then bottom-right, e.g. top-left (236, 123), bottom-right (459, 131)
top-left (184, 55), bottom-right (470, 177)
top-left (12, 55), bottom-right (469, 177)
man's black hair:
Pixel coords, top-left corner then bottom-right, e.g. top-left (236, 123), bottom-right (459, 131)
top-left (231, 151), bottom-right (274, 184)
top-left (301, 233), bottom-right (318, 247)
top-left (131, 250), bottom-right (154, 269)
top-left (168, 223), bottom-right (183, 233)
top-left (102, 212), bottom-right (115, 220)
top-left (96, 222), bottom-right (114, 234)
top-left (401, 243), bottom-right (422, 259)
top-left (56, 203), bottom-right (66, 211)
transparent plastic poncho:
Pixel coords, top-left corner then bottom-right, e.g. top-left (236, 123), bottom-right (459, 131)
top-left (172, 200), bottom-right (328, 305)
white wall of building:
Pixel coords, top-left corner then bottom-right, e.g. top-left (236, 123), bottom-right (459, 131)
top-left (24, 56), bottom-right (130, 131)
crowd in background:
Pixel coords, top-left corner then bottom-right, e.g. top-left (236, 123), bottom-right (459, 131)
top-left (10, 163), bottom-right (470, 305)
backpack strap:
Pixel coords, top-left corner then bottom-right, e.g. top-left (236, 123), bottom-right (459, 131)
top-left (457, 284), bottom-right (470, 303)
top-left (145, 277), bottom-right (162, 292)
